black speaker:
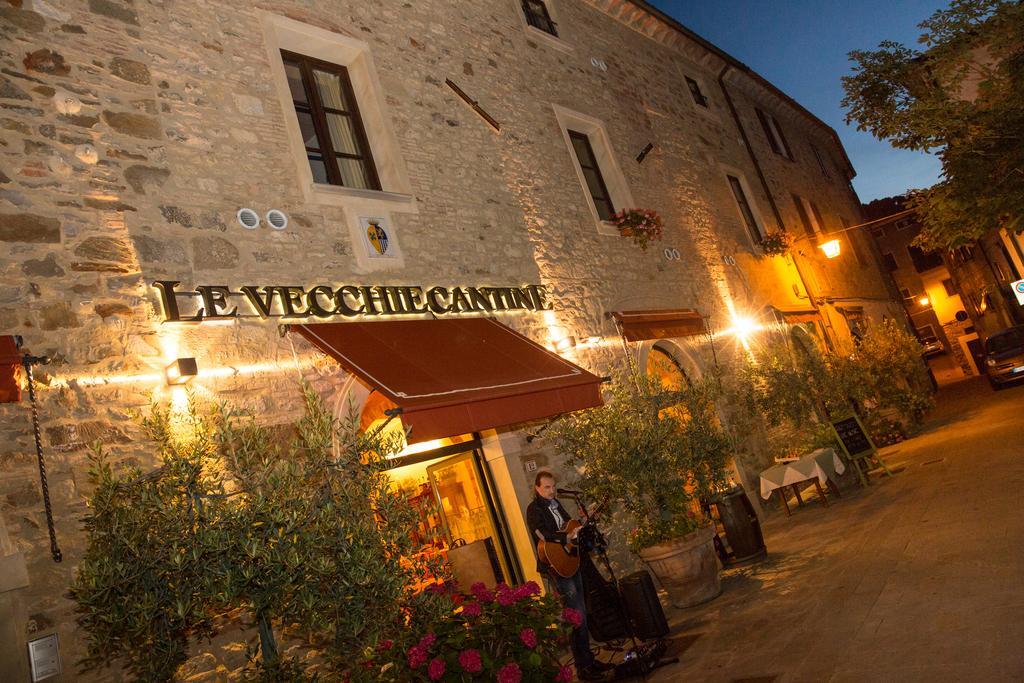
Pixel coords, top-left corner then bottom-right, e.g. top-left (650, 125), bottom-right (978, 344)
top-left (619, 571), bottom-right (669, 640)
top-left (580, 556), bottom-right (629, 642)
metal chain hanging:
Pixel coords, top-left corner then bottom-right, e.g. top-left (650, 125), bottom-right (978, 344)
top-left (22, 353), bottom-right (62, 563)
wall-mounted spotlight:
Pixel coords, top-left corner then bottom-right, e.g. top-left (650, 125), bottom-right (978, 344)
top-left (818, 239), bottom-right (841, 259)
top-left (165, 357), bottom-right (198, 385)
top-left (918, 296), bottom-right (930, 307)
top-left (553, 336), bottom-right (577, 353)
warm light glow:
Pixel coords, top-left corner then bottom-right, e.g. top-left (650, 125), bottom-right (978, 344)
top-left (818, 239), bottom-right (841, 259)
top-left (918, 296), bottom-right (930, 306)
top-left (553, 336), bottom-right (577, 352)
top-left (388, 438), bottom-right (445, 460)
top-left (723, 315), bottom-right (763, 340)
top-left (165, 357), bottom-right (198, 385)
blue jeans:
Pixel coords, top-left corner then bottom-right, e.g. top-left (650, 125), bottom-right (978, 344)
top-left (550, 572), bottom-right (595, 671)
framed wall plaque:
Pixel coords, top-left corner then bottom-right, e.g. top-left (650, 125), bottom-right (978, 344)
top-left (28, 633), bottom-right (61, 681)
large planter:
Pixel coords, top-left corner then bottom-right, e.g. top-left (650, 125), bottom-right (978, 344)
top-left (637, 525), bottom-right (721, 609)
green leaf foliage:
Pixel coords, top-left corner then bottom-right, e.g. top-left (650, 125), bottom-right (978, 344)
top-left (547, 373), bottom-right (731, 552)
top-left (71, 384), bottom-right (449, 681)
top-left (841, 0), bottom-right (1024, 248)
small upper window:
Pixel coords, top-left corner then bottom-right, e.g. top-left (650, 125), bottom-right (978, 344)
top-left (811, 145), bottom-right (831, 179)
top-left (282, 50), bottom-right (381, 191)
top-left (755, 108), bottom-right (793, 160)
top-left (568, 130), bottom-right (614, 221)
top-left (727, 175), bottom-right (764, 243)
top-left (883, 252), bottom-right (899, 271)
top-left (792, 194), bottom-right (817, 236)
top-left (685, 77), bottom-right (708, 108)
top-left (942, 278), bottom-right (957, 296)
top-left (522, 0), bottom-right (558, 36)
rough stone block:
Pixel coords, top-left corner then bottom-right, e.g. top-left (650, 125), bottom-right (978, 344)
top-left (109, 57), bottom-right (150, 85)
top-left (124, 165), bottom-right (170, 194)
top-left (38, 302), bottom-right (80, 330)
top-left (0, 213), bottom-right (61, 243)
top-left (191, 235), bottom-right (239, 270)
top-left (23, 49), bottom-right (69, 76)
top-left (132, 234), bottom-right (188, 264)
top-left (73, 236), bottom-right (134, 264)
top-left (101, 110), bottom-right (162, 139)
top-left (88, 0), bottom-right (138, 25)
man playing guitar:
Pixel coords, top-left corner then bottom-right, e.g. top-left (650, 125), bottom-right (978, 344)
top-left (526, 471), bottom-right (611, 681)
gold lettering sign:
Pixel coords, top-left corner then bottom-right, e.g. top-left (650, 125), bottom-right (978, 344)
top-left (152, 281), bottom-right (554, 323)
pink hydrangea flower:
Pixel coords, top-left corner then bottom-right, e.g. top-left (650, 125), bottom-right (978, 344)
top-left (407, 645), bottom-right (428, 669)
top-left (497, 585), bottom-right (517, 607)
top-left (561, 607), bottom-right (583, 628)
top-left (427, 657), bottom-right (446, 681)
top-left (459, 648), bottom-right (483, 674)
top-left (497, 662), bottom-right (522, 683)
top-left (519, 627), bottom-right (537, 649)
top-left (555, 665), bottom-right (574, 682)
top-left (461, 601), bottom-right (482, 618)
top-left (417, 633), bottom-right (436, 650)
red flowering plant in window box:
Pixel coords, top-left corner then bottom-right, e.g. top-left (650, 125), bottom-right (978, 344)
top-left (365, 581), bottom-right (574, 682)
top-left (758, 231), bottom-right (792, 256)
top-left (611, 208), bottom-right (664, 250)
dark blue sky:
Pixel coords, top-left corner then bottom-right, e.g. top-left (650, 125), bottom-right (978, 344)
top-left (650, 0), bottom-right (946, 203)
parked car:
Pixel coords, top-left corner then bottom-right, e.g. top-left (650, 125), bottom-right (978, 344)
top-left (983, 325), bottom-right (1024, 390)
top-left (919, 336), bottom-right (946, 357)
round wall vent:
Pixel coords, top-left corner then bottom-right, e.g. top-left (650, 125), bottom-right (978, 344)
top-left (237, 208), bottom-right (260, 229)
top-left (266, 209), bottom-right (288, 230)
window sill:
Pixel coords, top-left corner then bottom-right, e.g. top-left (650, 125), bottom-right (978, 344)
top-left (597, 220), bottom-right (620, 237)
top-left (308, 183), bottom-right (419, 214)
top-left (526, 25), bottom-right (573, 53)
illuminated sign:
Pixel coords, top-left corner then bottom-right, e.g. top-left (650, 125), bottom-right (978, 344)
top-left (1012, 279), bottom-right (1024, 306)
top-left (153, 281), bottom-right (554, 323)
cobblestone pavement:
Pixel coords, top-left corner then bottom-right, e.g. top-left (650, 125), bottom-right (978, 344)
top-left (635, 377), bottom-right (1024, 683)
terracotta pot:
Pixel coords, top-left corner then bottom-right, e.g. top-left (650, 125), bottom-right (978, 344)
top-left (637, 525), bottom-right (721, 609)
top-left (618, 227), bottom-right (633, 237)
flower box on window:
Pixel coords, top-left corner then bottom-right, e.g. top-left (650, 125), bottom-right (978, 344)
top-left (611, 209), bottom-right (664, 250)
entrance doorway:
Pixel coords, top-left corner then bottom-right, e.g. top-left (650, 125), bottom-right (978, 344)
top-left (386, 443), bottom-right (521, 587)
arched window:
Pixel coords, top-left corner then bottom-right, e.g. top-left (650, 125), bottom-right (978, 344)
top-left (646, 345), bottom-right (689, 391)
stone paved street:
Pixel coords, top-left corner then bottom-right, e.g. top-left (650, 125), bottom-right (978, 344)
top-left (641, 377), bottom-right (1024, 682)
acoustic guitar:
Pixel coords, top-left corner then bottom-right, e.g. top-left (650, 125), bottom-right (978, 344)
top-left (537, 519), bottom-right (584, 578)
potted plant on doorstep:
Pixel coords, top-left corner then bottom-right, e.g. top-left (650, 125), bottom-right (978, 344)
top-left (610, 208), bottom-right (664, 250)
top-left (548, 373), bottom-right (732, 609)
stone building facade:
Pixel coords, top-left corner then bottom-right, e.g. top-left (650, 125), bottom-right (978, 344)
top-left (0, 0), bottom-right (900, 678)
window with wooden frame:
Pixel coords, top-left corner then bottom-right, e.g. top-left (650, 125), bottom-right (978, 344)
top-left (883, 252), bottom-right (898, 271)
top-left (808, 200), bottom-right (826, 233)
top-left (842, 217), bottom-right (868, 267)
top-left (792, 194), bottom-right (816, 236)
top-left (942, 278), bottom-right (957, 296)
top-left (755, 107), bottom-right (793, 159)
top-left (811, 144), bottom-right (831, 179)
top-left (727, 175), bottom-right (764, 243)
top-left (568, 130), bottom-right (615, 221)
top-left (282, 50), bottom-right (381, 191)
top-left (521, 0), bottom-right (558, 36)
top-left (685, 76), bottom-right (708, 108)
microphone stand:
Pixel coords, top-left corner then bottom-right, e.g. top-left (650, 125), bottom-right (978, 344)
top-left (561, 492), bottom-right (677, 680)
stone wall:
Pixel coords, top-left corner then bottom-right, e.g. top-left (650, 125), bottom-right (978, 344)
top-left (0, 0), bottom-right (898, 678)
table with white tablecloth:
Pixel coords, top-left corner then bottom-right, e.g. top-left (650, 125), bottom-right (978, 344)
top-left (759, 447), bottom-right (846, 515)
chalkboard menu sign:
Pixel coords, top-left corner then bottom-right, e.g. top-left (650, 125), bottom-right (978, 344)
top-left (830, 415), bottom-right (875, 458)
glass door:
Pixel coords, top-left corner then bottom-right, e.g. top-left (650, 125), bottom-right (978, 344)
top-left (427, 453), bottom-right (512, 584)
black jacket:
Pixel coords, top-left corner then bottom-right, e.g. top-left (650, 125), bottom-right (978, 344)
top-left (526, 496), bottom-right (573, 574)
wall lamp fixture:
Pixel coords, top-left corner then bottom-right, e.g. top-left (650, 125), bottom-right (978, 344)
top-left (165, 357), bottom-right (198, 385)
top-left (818, 239), bottom-right (841, 259)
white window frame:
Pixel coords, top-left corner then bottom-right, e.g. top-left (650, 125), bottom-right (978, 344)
top-left (512, 0), bottom-right (573, 53)
top-left (553, 105), bottom-right (634, 236)
top-left (720, 165), bottom-right (767, 248)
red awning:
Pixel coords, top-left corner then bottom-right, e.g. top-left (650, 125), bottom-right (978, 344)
top-left (293, 318), bottom-right (604, 443)
top-left (610, 309), bottom-right (706, 342)
top-left (0, 336), bottom-right (22, 403)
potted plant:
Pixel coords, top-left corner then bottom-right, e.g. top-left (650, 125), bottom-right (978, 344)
top-left (548, 373), bottom-right (732, 609)
top-left (758, 231), bottom-right (792, 256)
top-left (610, 208), bottom-right (664, 250)
top-left (368, 581), bottom-right (574, 682)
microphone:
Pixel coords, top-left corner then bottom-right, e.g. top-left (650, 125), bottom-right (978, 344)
top-left (556, 488), bottom-right (582, 496)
